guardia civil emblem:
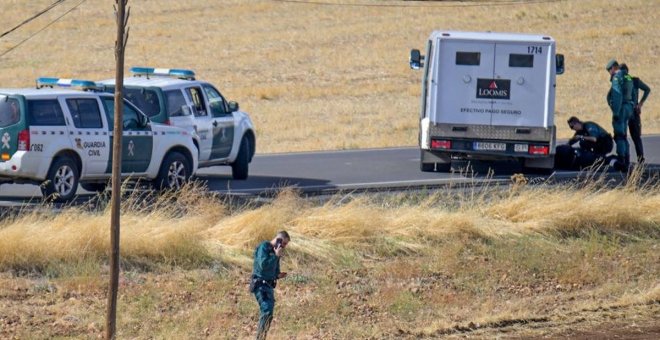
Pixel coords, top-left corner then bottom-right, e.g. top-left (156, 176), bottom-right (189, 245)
top-left (128, 140), bottom-right (135, 157)
top-left (1, 132), bottom-right (10, 149)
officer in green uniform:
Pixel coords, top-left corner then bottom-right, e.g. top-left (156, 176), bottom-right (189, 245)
top-left (556, 116), bottom-right (613, 169)
top-left (605, 59), bottom-right (634, 169)
top-left (620, 63), bottom-right (651, 163)
top-left (250, 231), bottom-right (290, 340)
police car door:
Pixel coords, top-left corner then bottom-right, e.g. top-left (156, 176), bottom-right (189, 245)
top-left (435, 39), bottom-right (495, 126)
top-left (63, 96), bottom-right (110, 178)
top-left (202, 84), bottom-right (233, 160)
top-left (491, 41), bottom-right (550, 127)
top-left (185, 86), bottom-right (214, 162)
top-left (100, 97), bottom-right (153, 174)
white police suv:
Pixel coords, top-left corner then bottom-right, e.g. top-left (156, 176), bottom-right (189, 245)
top-left (0, 78), bottom-right (199, 201)
top-left (97, 67), bottom-right (256, 180)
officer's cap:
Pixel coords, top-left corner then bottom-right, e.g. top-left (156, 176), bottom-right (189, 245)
top-left (605, 59), bottom-right (618, 71)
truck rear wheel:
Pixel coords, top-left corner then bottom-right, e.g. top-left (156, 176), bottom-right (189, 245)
top-left (421, 162), bottom-right (435, 172)
top-left (522, 156), bottom-right (555, 174)
top-left (42, 157), bottom-right (79, 202)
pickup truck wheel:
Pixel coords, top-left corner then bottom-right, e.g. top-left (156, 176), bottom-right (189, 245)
top-left (155, 151), bottom-right (190, 190)
top-left (231, 137), bottom-right (250, 180)
top-left (42, 157), bottom-right (79, 202)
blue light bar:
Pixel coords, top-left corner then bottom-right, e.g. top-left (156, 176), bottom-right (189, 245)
top-left (129, 66), bottom-right (196, 80)
top-left (36, 77), bottom-right (99, 90)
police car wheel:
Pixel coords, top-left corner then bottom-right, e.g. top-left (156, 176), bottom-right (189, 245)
top-left (231, 137), bottom-right (250, 180)
top-left (155, 151), bottom-right (190, 190)
top-left (43, 157), bottom-right (79, 202)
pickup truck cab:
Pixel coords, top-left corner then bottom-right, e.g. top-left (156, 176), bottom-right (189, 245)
top-left (0, 78), bottom-right (199, 201)
top-left (97, 67), bottom-right (256, 179)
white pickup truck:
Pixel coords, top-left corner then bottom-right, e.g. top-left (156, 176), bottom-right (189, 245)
top-left (410, 31), bottom-right (565, 172)
top-left (0, 79), bottom-right (199, 201)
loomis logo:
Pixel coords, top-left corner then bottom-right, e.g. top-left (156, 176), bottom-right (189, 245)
top-left (476, 79), bottom-right (511, 100)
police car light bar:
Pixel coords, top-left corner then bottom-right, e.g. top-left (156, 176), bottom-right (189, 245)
top-left (36, 77), bottom-right (99, 91)
top-left (130, 67), bottom-right (196, 80)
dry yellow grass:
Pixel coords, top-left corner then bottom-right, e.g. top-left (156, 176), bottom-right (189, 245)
top-left (0, 175), bottom-right (658, 338)
top-left (0, 0), bottom-right (658, 153)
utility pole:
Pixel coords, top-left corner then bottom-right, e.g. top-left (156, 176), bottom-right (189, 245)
top-left (106, 1), bottom-right (129, 339)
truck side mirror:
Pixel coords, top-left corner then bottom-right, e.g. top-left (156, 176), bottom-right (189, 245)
top-left (556, 54), bottom-right (565, 75)
top-left (410, 49), bottom-right (424, 70)
top-left (228, 101), bottom-right (239, 113)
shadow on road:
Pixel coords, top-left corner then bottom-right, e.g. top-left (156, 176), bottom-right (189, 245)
top-left (194, 174), bottom-right (332, 195)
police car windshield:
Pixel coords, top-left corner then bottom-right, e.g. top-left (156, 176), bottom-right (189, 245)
top-left (123, 88), bottom-right (161, 118)
top-left (0, 97), bottom-right (21, 128)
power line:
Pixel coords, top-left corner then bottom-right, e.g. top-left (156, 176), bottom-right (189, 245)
top-left (0, 0), bottom-right (88, 59)
top-left (271, 0), bottom-right (564, 7)
top-left (0, 0), bottom-right (67, 39)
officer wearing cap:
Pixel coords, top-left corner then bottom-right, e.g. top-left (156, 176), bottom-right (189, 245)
top-left (250, 231), bottom-right (290, 340)
top-left (605, 59), bottom-right (634, 170)
top-left (620, 63), bottom-right (651, 163)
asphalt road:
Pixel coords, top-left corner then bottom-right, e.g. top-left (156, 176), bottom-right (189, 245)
top-left (1, 135), bottom-right (658, 201)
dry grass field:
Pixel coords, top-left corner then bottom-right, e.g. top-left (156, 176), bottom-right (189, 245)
top-left (1, 1), bottom-right (659, 339)
top-left (0, 174), bottom-right (659, 338)
top-left (0, 0), bottom-right (658, 152)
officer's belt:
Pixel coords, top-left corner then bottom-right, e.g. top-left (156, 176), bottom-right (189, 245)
top-left (252, 277), bottom-right (276, 287)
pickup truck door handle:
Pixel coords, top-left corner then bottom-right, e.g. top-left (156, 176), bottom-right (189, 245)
top-left (212, 121), bottom-right (218, 127)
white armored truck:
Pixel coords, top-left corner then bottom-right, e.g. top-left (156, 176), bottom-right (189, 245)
top-left (410, 31), bottom-right (565, 172)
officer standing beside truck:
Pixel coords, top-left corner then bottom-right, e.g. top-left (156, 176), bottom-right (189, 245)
top-left (605, 59), bottom-right (634, 170)
top-left (250, 231), bottom-right (290, 340)
top-left (620, 63), bottom-right (651, 163)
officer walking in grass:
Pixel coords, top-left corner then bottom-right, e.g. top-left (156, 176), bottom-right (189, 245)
top-left (605, 59), bottom-right (634, 170)
top-left (250, 231), bottom-right (290, 340)
top-left (620, 63), bottom-right (651, 163)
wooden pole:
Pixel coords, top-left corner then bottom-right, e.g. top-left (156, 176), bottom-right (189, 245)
top-left (106, 1), bottom-right (129, 339)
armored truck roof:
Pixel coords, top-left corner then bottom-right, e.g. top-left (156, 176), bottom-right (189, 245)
top-left (430, 31), bottom-right (555, 43)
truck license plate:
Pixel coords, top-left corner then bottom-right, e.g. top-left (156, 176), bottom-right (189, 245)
top-left (473, 142), bottom-right (506, 151)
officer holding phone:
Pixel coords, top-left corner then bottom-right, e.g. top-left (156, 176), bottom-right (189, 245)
top-left (250, 231), bottom-right (290, 340)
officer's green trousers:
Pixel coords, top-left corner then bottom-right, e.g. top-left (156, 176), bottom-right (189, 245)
top-left (612, 103), bottom-right (633, 164)
top-left (254, 285), bottom-right (275, 340)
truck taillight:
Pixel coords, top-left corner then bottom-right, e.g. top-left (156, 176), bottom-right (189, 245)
top-left (18, 130), bottom-right (30, 151)
top-left (529, 145), bottom-right (549, 155)
top-left (431, 139), bottom-right (451, 149)
top-left (164, 119), bottom-right (171, 125)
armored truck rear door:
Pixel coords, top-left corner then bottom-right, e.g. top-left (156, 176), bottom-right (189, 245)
top-left (491, 42), bottom-right (551, 128)
top-left (435, 39), bottom-right (495, 126)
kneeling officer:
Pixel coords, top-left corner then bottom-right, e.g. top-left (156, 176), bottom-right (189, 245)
top-left (556, 116), bottom-right (613, 169)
